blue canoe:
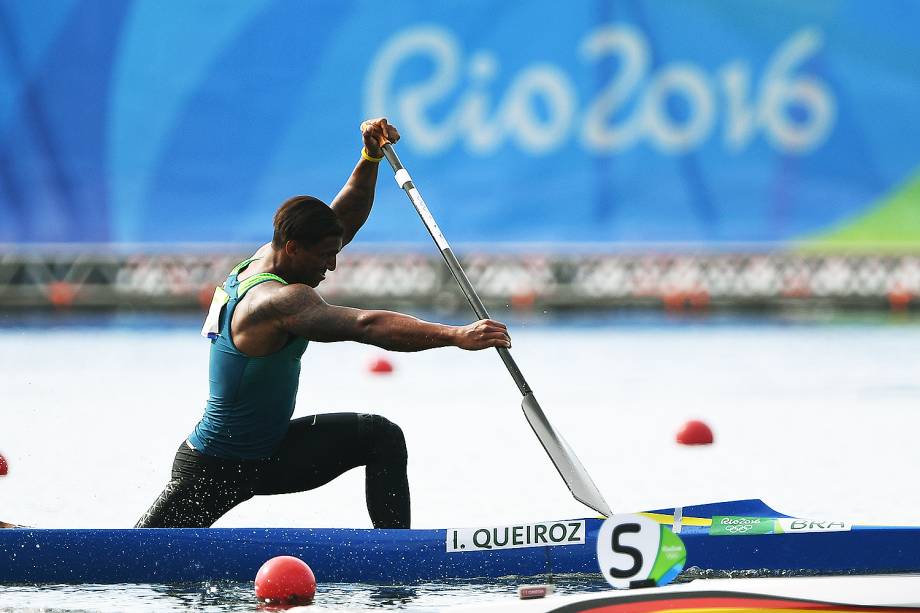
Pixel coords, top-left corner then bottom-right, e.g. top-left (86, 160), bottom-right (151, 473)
top-left (2, 499), bottom-right (919, 584)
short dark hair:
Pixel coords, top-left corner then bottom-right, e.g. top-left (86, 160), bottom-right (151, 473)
top-left (272, 196), bottom-right (344, 249)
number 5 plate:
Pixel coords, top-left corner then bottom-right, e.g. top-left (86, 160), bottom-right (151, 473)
top-left (596, 514), bottom-right (686, 589)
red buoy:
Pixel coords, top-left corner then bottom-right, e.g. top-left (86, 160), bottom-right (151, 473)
top-left (47, 281), bottom-right (76, 308)
top-left (510, 291), bottom-right (537, 311)
top-left (889, 289), bottom-right (912, 311)
top-left (0, 453), bottom-right (7, 476)
top-left (369, 357), bottom-right (394, 374)
top-left (254, 556), bottom-right (316, 605)
top-left (676, 420), bottom-right (714, 445)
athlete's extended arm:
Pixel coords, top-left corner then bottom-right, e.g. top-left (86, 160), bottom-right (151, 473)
top-left (330, 118), bottom-right (400, 247)
top-left (270, 285), bottom-right (510, 352)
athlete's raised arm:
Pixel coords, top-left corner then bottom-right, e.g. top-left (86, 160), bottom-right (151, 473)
top-left (269, 284), bottom-right (510, 352)
top-left (330, 118), bottom-right (400, 247)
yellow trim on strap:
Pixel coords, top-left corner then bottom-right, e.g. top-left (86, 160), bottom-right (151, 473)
top-left (238, 272), bottom-right (287, 298)
top-left (639, 512), bottom-right (713, 527)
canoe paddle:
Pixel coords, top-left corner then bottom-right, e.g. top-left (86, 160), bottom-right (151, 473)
top-left (381, 143), bottom-right (613, 518)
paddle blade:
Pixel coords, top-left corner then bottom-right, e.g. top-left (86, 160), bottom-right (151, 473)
top-left (521, 393), bottom-right (613, 517)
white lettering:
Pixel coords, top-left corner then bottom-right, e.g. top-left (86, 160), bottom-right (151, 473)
top-left (457, 51), bottom-right (506, 153)
top-left (579, 24), bottom-right (647, 152)
top-left (779, 518), bottom-right (850, 533)
top-left (759, 29), bottom-right (836, 153)
top-left (720, 30), bottom-right (836, 153)
top-left (642, 64), bottom-right (715, 153)
top-left (366, 25), bottom-right (836, 157)
top-left (720, 60), bottom-right (759, 151)
top-left (503, 65), bottom-right (575, 153)
top-left (365, 26), bottom-right (460, 154)
top-left (720, 517), bottom-right (765, 525)
top-left (447, 520), bottom-right (586, 552)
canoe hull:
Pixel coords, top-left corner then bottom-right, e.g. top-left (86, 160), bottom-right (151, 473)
top-left (3, 500), bottom-right (919, 584)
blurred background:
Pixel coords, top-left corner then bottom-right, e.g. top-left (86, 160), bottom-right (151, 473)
top-left (3, 0), bottom-right (920, 534)
top-left (3, 5), bottom-right (920, 612)
top-left (2, 0), bottom-right (919, 313)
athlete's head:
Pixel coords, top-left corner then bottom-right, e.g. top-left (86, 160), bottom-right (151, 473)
top-left (272, 196), bottom-right (345, 287)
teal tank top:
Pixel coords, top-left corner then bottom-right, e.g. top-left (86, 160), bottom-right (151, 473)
top-left (188, 258), bottom-right (309, 459)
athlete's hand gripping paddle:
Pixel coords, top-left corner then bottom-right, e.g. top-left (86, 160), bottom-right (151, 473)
top-left (382, 143), bottom-right (613, 518)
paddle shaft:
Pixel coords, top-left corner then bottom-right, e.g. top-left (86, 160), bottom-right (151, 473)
top-left (381, 145), bottom-right (533, 395)
top-left (382, 143), bottom-right (613, 518)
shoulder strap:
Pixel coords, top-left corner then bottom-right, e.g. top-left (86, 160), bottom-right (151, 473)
top-left (238, 272), bottom-right (288, 299)
top-left (231, 257), bottom-right (259, 275)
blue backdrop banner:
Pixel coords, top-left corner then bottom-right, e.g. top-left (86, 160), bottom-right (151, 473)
top-left (1, 1), bottom-right (918, 247)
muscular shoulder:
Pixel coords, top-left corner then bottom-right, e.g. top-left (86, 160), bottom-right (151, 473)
top-left (260, 283), bottom-right (325, 318)
top-left (233, 282), bottom-right (326, 352)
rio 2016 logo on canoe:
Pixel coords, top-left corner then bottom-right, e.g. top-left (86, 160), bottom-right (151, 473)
top-left (446, 520), bottom-right (585, 552)
top-left (710, 516), bottom-right (852, 536)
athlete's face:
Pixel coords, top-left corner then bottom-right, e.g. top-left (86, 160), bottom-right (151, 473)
top-left (289, 236), bottom-right (342, 287)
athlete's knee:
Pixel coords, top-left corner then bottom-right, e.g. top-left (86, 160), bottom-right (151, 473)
top-left (362, 414), bottom-right (408, 461)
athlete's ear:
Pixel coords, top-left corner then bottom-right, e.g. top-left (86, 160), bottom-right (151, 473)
top-left (283, 240), bottom-right (300, 257)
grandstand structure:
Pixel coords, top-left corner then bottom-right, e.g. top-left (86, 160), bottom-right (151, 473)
top-left (1, 251), bottom-right (916, 312)
top-left (2, 4), bottom-right (920, 317)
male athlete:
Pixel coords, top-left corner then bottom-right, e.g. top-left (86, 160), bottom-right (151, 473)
top-left (136, 118), bottom-right (511, 529)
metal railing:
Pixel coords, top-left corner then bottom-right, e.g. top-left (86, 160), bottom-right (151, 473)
top-left (1, 251), bottom-right (918, 311)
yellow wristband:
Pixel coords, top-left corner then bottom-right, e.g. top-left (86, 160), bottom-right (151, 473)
top-left (361, 147), bottom-right (384, 163)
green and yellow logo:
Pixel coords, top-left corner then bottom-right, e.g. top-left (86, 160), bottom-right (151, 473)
top-left (709, 516), bottom-right (776, 536)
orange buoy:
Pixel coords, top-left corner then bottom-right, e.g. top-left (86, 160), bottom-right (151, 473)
top-left (369, 357), bottom-right (394, 374)
top-left (0, 453), bottom-right (7, 476)
top-left (676, 420), bottom-right (714, 445)
top-left (688, 289), bottom-right (710, 309)
top-left (47, 281), bottom-right (76, 308)
top-left (198, 286), bottom-right (216, 310)
top-left (662, 291), bottom-right (682, 311)
top-left (510, 291), bottom-right (537, 311)
top-left (888, 289), bottom-right (912, 311)
top-left (254, 556), bottom-right (316, 605)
